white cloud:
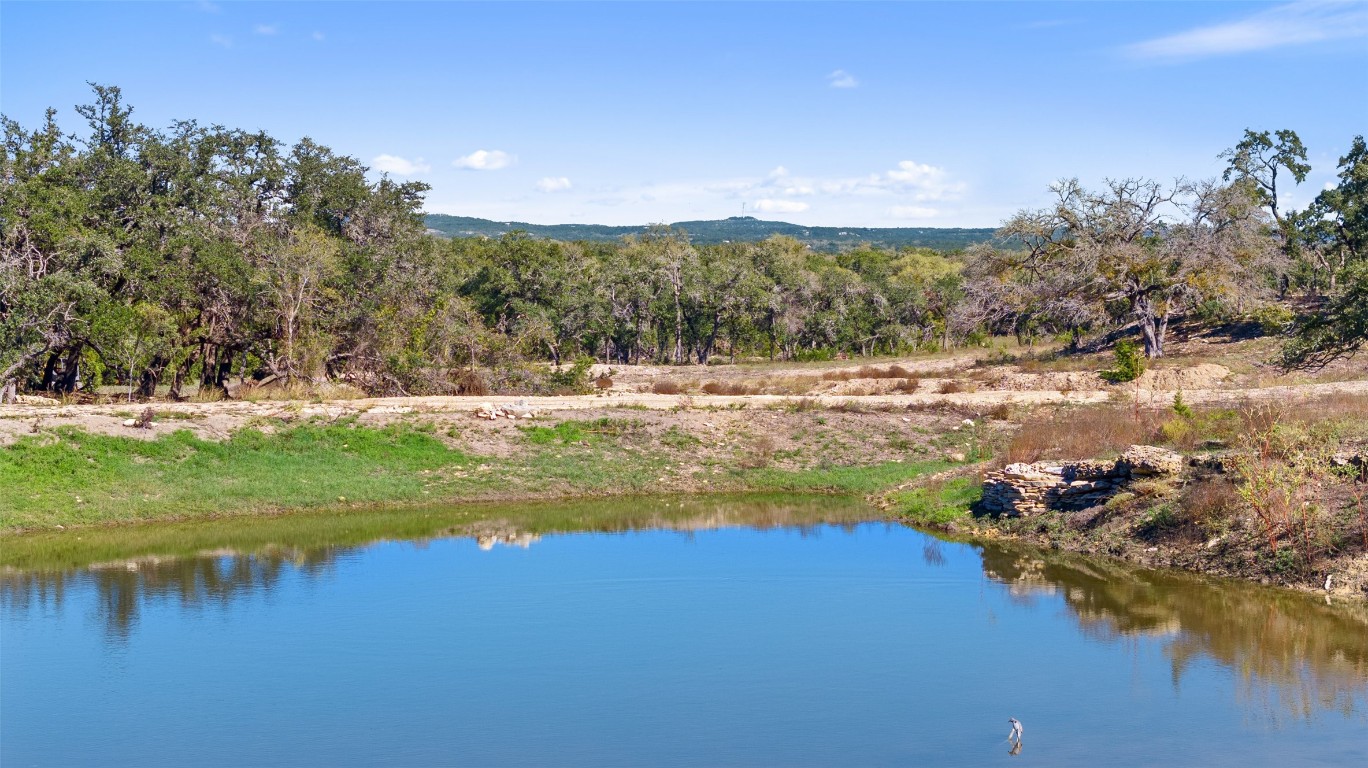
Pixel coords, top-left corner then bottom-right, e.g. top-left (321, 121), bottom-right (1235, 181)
top-left (536, 176), bottom-right (573, 193)
top-left (890, 206), bottom-right (940, 219)
top-left (883, 160), bottom-right (965, 200)
top-left (753, 199), bottom-right (810, 214)
top-left (454, 150), bottom-right (515, 171)
top-left (311, 31), bottom-right (325, 42)
top-left (209, 33), bottom-right (232, 48)
top-left (196, 1), bottom-right (220, 13)
top-left (253, 24), bottom-right (279, 36)
top-left (1124, 1), bottom-right (1368, 61)
top-left (826, 69), bottom-right (859, 88)
top-left (371, 154), bottom-right (431, 176)
top-left (429, 160), bottom-right (968, 227)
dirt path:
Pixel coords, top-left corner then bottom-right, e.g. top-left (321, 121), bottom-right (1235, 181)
top-left (4, 378), bottom-right (1366, 445)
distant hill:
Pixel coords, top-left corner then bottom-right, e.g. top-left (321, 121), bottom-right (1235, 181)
top-left (424, 214), bottom-right (1003, 251)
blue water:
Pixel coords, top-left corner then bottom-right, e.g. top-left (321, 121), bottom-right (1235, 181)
top-left (3, 516), bottom-right (1366, 766)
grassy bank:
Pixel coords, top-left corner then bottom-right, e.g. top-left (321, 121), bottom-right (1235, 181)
top-left (0, 415), bottom-right (954, 532)
top-left (885, 396), bottom-right (1368, 598)
top-left (0, 493), bottom-right (881, 572)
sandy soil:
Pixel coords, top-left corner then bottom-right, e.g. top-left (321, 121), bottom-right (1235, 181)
top-left (4, 368), bottom-right (1366, 446)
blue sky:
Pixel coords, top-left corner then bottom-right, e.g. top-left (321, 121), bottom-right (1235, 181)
top-left (3, 1), bottom-right (1365, 227)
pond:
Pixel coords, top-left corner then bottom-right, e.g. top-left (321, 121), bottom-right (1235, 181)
top-left (3, 496), bottom-right (1366, 766)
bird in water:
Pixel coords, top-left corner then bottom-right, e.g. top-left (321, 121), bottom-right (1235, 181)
top-left (1008, 717), bottom-right (1023, 748)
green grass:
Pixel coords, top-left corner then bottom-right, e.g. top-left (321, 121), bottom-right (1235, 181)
top-left (0, 420), bottom-right (481, 529)
top-left (519, 417), bottom-right (642, 445)
top-left (740, 460), bottom-right (951, 494)
top-left (0, 419), bottom-right (941, 532)
top-left (889, 477), bottom-right (982, 526)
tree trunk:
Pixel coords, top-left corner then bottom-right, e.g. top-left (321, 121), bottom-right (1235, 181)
top-left (673, 287), bottom-right (684, 365)
top-left (138, 354), bottom-right (167, 398)
top-left (168, 348), bottom-right (201, 401)
top-left (1137, 310), bottom-right (1164, 358)
top-left (55, 345), bottom-right (83, 393)
top-left (40, 351), bottom-right (62, 391)
top-left (1, 379), bottom-right (16, 404)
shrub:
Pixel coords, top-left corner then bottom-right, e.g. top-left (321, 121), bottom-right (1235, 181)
top-left (652, 380), bottom-right (685, 395)
top-left (1101, 339), bottom-right (1145, 383)
top-left (893, 377), bottom-right (921, 394)
top-left (1251, 304), bottom-right (1296, 335)
top-left (1162, 417), bottom-right (1203, 449)
top-left (701, 381), bottom-right (758, 395)
top-left (983, 402), bottom-right (1012, 421)
top-left (1178, 476), bottom-right (1240, 529)
top-left (545, 357), bottom-right (594, 394)
top-left (1171, 390), bottom-right (1194, 419)
top-left (738, 435), bottom-right (777, 468)
top-left (452, 368), bottom-right (489, 396)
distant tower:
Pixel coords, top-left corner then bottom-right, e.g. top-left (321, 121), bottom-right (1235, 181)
top-left (741, 202), bottom-right (746, 216)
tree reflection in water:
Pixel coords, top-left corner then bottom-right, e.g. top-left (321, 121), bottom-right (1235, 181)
top-left (0, 498), bottom-right (857, 640)
top-left (2, 547), bottom-right (344, 641)
top-left (4, 505), bottom-right (1366, 727)
top-left (977, 542), bottom-right (1368, 723)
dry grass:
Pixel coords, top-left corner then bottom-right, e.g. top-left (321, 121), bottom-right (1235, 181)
top-left (938, 380), bottom-right (976, 394)
top-left (892, 377), bottom-right (922, 394)
top-left (1179, 476), bottom-right (1241, 528)
top-left (1006, 406), bottom-right (1165, 464)
top-left (820, 364), bottom-right (916, 381)
top-left (737, 435), bottom-right (777, 469)
top-left (189, 387), bottom-right (225, 403)
top-left (1004, 393), bottom-right (1368, 466)
top-left (238, 380), bottom-right (370, 402)
top-left (452, 369), bottom-right (490, 396)
top-left (984, 402), bottom-right (1012, 421)
top-left (652, 380), bottom-right (686, 395)
top-left (702, 381), bottom-right (760, 396)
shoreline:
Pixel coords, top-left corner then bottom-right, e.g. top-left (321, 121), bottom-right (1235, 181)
top-left (888, 471), bottom-right (1368, 602)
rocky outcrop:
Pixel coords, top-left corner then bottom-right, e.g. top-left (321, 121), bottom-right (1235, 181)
top-left (474, 402), bottom-right (540, 420)
top-left (980, 445), bottom-right (1185, 517)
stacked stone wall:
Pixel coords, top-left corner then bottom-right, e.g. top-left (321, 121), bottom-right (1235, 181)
top-left (979, 445), bottom-right (1184, 517)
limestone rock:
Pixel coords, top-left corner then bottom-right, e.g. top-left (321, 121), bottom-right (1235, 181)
top-left (14, 394), bottom-right (60, 406)
top-left (980, 445), bottom-right (1185, 517)
top-left (1117, 445), bottom-right (1184, 477)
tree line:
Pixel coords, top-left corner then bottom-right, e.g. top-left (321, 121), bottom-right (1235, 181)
top-left (2, 86), bottom-right (1363, 400)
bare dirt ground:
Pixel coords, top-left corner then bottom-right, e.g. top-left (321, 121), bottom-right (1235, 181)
top-left (3, 339), bottom-right (1366, 445)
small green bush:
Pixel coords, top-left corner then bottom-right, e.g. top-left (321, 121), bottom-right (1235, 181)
top-left (1172, 390), bottom-right (1194, 419)
top-left (1102, 339), bottom-right (1145, 383)
top-left (545, 357), bottom-right (594, 394)
top-left (1251, 304), bottom-right (1296, 335)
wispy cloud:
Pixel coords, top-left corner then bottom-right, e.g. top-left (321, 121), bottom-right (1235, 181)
top-left (371, 154), bottom-right (431, 176)
top-left (454, 150), bottom-right (515, 171)
top-left (1124, 1), bottom-right (1368, 61)
top-left (311, 31), bottom-right (325, 42)
top-left (209, 33), bottom-right (232, 49)
top-left (826, 69), bottom-right (859, 89)
top-left (753, 199), bottom-right (810, 214)
top-left (430, 160), bottom-right (967, 226)
top-left (536, 177), bottom-right (573, 193)
top-left (196, 1), bottom-right (220, 13)
top-left (254, 24), bottom-right (279, 36)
